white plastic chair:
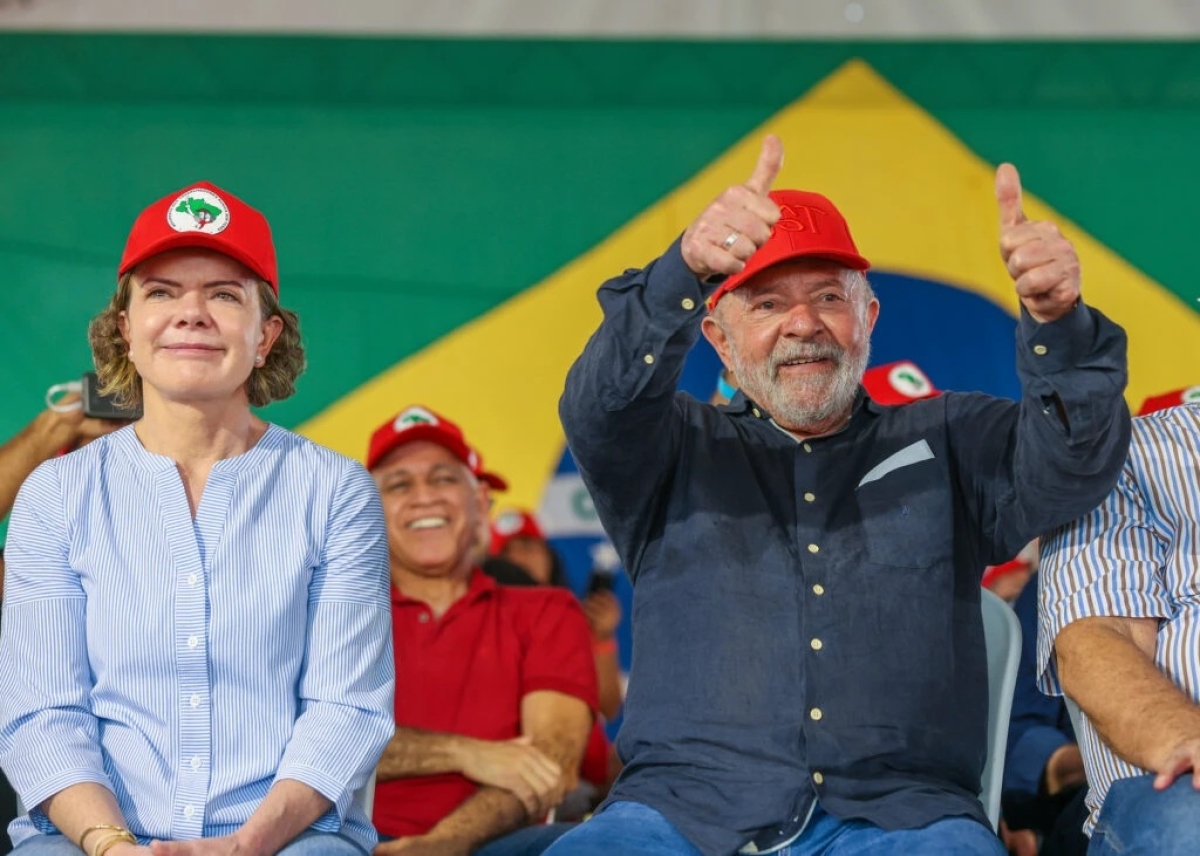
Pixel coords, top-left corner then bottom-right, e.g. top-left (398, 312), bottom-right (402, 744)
top-left (979, 587), bottom-right (1022, 831)
top-left (355, 770), bottom-right (376, 817)
top-left (1064, 695), bottom-right (1085, 741)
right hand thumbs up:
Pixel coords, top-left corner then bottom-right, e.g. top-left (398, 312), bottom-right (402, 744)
top-left (682, 135), bottom-right (784, 279)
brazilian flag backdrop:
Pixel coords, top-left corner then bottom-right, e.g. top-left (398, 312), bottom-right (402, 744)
top-left (3, 36), bottom-right (1199, 545)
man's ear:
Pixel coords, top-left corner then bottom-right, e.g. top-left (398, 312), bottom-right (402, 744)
top-left (701, 314), bottom-right (735, 376)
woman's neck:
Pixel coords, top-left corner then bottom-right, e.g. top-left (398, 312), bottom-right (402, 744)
top-left (134, 393), bottom-right (266, 470)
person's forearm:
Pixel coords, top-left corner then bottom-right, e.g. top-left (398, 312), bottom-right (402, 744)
top-left (41, 782), bottom-right (131, 852)
top-left (0, 411), bottom-right (72, 519)
top-left (235, 779), bottom-right (331, 856)
top-left (521, 695), bottom-right (592, 797)
top-left (593, 649), bottom-right (623, 722)
top-left (1058, 617), bottom-right (1200, 771)
top-left (376, 727), bottom-right (471, 781)
top-left (419, 786), bottom-right (527, 856)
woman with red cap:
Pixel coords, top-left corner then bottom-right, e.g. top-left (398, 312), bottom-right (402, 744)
top-left (0, 183), bottom-right (394, 856)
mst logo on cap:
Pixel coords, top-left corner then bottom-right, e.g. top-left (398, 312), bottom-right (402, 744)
top-left (394, 406), bottom-right (438, 431)
top-left (862, 360), bottom-right (940, 406)
top-left (887, 362), bottom-right (934, 399)
top-left (167, 188), bottom-right (230, 234)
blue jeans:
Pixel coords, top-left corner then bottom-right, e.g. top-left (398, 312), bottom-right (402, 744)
top-left (11, 830), bottom-right (366, 854)
top-left (542, 800), bottom-right (1005, 855)
top-left (474, 823), bottom-right (576, 856)
top-left (1089, 774), bottom-right (1200, 855)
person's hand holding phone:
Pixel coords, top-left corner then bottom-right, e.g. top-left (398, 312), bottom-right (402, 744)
top-left (45, 392), bottom-right (132, 452)
top-left (582, 589), bottom-right (622, 642)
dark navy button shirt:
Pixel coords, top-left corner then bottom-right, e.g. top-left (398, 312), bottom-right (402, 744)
top-left (559, 240), bottom-right (1130, 856)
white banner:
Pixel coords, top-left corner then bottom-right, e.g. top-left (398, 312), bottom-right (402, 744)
top-left (3, 0), bottom-right (1199, 38)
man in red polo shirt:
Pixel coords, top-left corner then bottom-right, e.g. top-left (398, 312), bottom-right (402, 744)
top-left (367, 405), bottom-right (598, 856)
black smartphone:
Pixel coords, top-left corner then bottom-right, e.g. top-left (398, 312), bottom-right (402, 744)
top-left (587, 571), bottom-right (617, 595)
top-left (81, 372), bottom-right (142, 420)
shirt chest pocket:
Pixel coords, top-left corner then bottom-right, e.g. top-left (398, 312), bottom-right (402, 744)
top-left (855, 460), bottom-right (951, 570)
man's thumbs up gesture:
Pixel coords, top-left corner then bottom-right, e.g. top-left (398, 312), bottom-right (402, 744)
top-left (682, 135), bottom-right (784, 279)
top-left (997, 163), bottom-right (1082, 323)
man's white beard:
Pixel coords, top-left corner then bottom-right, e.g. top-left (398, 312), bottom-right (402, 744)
top-left (730, 336), bottom-right (870, 431)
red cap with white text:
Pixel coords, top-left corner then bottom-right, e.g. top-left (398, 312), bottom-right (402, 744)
top-left (706, 189), bottom-right (870, 310)
top-left (118, 181), bottom-right (279, 295)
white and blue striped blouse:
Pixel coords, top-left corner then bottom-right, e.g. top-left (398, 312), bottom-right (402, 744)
top-left (1038, 403), bottom-right (1200, 833)
top-left (0, 424), bottom-right (394, 851)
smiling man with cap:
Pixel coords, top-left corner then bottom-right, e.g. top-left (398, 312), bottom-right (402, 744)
top-left (366, 406), bottom-right (598, 856)
top-left (549, 136), bottom-right (1131, 855)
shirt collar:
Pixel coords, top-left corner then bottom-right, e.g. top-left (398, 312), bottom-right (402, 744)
top-left (112, 422), bottom-right (285, 474)
top-left (390, 567), bottom-right (498, 608)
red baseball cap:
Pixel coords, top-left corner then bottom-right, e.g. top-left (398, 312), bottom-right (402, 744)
top-left (118, 181), bottom-right (279, 295)
top-left (706, 189), bottom-right (871, 310)
top-left (1137, 385), bottom-right (1200, 416)
top-left (489, 508), bottom-right (546, 556)
top-left (863, 361), bottom-right (940, 405)
top-left (471, 448), bottom-right (509, 492)
top-left (366, 405), bottom-right (479, 472)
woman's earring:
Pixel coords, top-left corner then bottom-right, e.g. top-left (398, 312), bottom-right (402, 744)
top-left (255, 355), bottom-right (264, 366)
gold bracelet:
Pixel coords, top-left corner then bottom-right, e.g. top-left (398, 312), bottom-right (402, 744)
top-left (79, 824), bottom-right (126, 851)
top-left (91, 830), bottom-right (137, 856)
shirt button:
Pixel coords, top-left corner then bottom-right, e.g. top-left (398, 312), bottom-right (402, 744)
top-left (752, 408), bottom-right (761, 418)
top-left (810, 707), bottom-right (823, 721)
top-left (810, 638), bottom-right (823, 651)
top-left (681, 297), bottom-right (696, 311)
top-left (187, 573), bottom-right (197, 586)
top-left (190, 694), bottom-right (201, 708)
top-left (183, 805), bottom-right (195, 819)
top-left (813, 771), bottom-right (824, 785)
top-left (1033, 344), bottom-right (1048, 356)
top-left (812, 584), bottom-right (825, 596)
top-left (187, 635), bottom-right (199, 649)
top-left (803, 492), bottom-right (815, 502)
top-left (418, 613), bottom-right (430, 623)
top-left (643, 354), bottom-right (655, 365)
top-left (807, 544), bottom-right (819, 554)
top-left (803, 443), bottom-right (813, 453)
top-left (191, 756), bottom-right (202, 771)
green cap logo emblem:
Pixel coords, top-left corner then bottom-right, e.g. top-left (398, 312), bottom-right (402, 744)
top-left (888, 362), bottom-right (932, 398)
top-left (167, 188), bottom-right (230, 234)
top-left (394, 407), bottom-right (438, 431)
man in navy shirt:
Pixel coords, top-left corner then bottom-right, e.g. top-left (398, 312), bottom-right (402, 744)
top-left (546, 136), bottom-right (1130, 856)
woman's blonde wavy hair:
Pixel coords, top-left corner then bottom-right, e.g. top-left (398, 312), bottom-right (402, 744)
top-left (87, 275), bottom-right (306, 410)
